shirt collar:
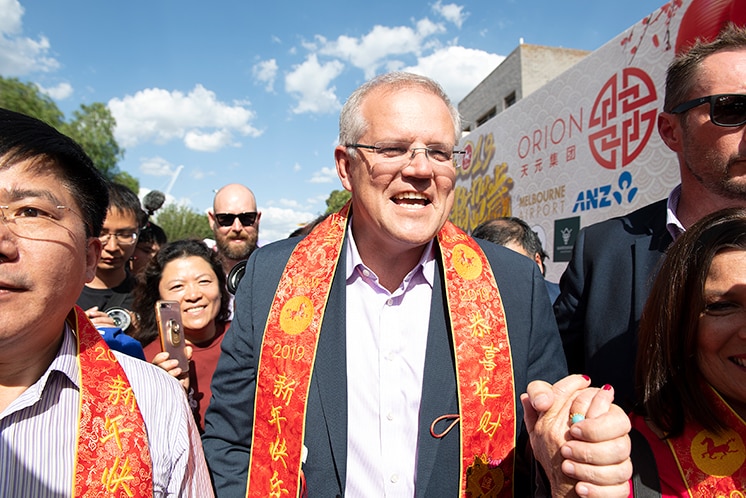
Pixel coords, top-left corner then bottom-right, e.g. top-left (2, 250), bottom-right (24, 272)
top-left (345, 224), bottom-right (436, 289)
top-left (666, 183), bottom-right (686, 240)
top-left (49, 322), bottom-right (81, 388)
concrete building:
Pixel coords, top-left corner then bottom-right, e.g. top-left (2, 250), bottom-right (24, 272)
top-left (459, 43), bottom-right (590, 134)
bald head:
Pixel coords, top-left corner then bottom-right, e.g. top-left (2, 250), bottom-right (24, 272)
top-left (209, 183), bottom-right (261, 273)
top-left (212, 183), bottom-right (257, 213)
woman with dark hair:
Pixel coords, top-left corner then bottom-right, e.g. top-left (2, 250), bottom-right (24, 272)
top-left (630, 207), bottom-right (746, 495)
top-left (132, 238), bottom-right (230, 431)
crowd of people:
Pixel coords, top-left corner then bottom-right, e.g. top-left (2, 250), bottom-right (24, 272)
top-left (2, 22), bottom-right (746, 498)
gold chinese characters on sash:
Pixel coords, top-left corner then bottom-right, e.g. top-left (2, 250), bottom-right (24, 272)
top-left (247, 202), bottom-right (515, 497)
top-left (437, 221), bottom-right (515, 498)
top-left (70, 306), bottom-right (153, 497)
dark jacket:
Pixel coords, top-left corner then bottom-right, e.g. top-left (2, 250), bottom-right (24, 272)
top-left (553, 199), bottom-right (671, 411)
top-left (203, 234), bottom-right (567, 497)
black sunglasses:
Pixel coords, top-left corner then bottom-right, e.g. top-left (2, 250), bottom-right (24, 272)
top-left (670, 93), bottom-right (746, 127)
top-left (215, 211), bottom-right (258, 227)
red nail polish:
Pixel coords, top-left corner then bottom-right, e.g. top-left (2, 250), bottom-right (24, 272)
top-left (582, 374), bottom-right (590, 382)
top-left (602, 384), bottom-right (612, 391)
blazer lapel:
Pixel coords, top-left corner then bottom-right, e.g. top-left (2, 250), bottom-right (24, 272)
top-left (415, 261), bottom-right (459, 495)
top-left (312, 242), bottom-right (349, 488)
top-left (632, 207), bottom-right (672, 320)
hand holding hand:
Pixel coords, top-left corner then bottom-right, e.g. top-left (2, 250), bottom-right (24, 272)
top-left (521, 375), bottom-right (632, 497)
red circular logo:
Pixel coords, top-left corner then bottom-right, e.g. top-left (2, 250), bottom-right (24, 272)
top-left (588, 68), bottom-right (658, 170)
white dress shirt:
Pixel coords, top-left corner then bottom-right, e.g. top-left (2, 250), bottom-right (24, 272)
top-left (344, 232), bottom-right (435, 497)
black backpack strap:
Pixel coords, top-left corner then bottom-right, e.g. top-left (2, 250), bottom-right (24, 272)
top-left (630, 426), bottom-right (661, 497)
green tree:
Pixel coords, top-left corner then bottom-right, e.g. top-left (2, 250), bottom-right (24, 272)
top-left (156, 204), bottom-right (212, 241)
top-left (325, 189), bottom-right (351, 214)
top-left (64, 103), bottom-right (124, 179)
top-left (0, 77), bottom-right (63, 127)
top-left (0, 76), bottom-right (136, 190)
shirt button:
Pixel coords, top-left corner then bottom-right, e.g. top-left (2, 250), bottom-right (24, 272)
top-left (386, 298), bottom-right (393, 306)
top-left (362, 269), bottom-right (371, 278)
top-left (390, 474), bottom-right (399, 483)
top-left (387, 412), bottom-right (394, 421)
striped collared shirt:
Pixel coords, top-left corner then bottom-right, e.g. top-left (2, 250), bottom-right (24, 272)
top-left (0, 321), bottom-right (214, 497)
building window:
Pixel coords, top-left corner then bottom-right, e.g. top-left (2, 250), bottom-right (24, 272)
top-left (476, 106), bottom-right (497, 128)
top-left (504, 91), bottom-right (517, 109)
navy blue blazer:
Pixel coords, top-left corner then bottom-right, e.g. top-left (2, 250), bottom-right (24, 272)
top-left (202, 234), bottom-right (567, 497)
top-left (553, 199), bottom-right (671, 411)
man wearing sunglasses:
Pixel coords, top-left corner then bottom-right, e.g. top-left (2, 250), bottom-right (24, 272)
top-left (207, 183), bottom-right (261, 276)
top-left (555, 23), bottom-right (746, 412)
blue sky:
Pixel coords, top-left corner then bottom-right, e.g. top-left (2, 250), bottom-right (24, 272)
top-left (1, 0), bottom-right (663, 242)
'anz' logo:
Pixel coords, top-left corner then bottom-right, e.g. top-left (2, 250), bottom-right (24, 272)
top-left (572, 171), bottom-right (638, 213)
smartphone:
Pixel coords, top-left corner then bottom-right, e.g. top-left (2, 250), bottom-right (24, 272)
top-left (155, 300), bottom-right (189, 374)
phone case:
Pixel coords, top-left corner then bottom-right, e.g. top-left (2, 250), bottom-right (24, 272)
top-left (155, 300), bottom-right (190, 373)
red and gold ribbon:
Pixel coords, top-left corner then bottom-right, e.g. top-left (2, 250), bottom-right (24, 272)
top-left (437, 223), bottom-right (515, 498)
top-left (71, 305), bottom-right (153, 497)
top-left (247, 203), bottom-right (349, 497)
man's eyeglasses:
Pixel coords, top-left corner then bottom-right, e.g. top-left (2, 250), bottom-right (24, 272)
top-left (670, 94), bottom-right (746, 127)
top-left (215, 212), bottom-right (258, 227)
top-left (99, 231), bottom-right (139, 246)
top-left (1, 202), bottom-right (85, 240)
top-left (346, 142), bottom-right (465, 169)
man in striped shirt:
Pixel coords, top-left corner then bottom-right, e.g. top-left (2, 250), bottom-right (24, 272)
top-left (0, 108), bottom-right (213, 497)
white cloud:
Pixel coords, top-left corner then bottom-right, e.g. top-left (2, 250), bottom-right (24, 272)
top-left (404, 45), bottom-right (504, 102)
top-left (284, 54), bottom-right (344, 114)
top-left (259, 205), bottom-right (318, 243)
top-left (309, 166), bottom-right (339, 184)
top-left (0, 0), bottom-right (23, 34)
top-left (432, 1), bottom-right (468, 29)
top-left (0, 0), bottom-right (59, 76)
top-left (293, 163), bottom-right (302, 172)
top-left (252, 58), bottom-right (278, 92)
top-left (108, 84), bottom-right (262, 149)
top-left (139, 156), bottom-right (180, 177)
top-left (36, 81), bottom-right (73, 100)
top-left (316, 20), bottom-right (446, 79)
top-left (184, 129), bottom-right (236, 152)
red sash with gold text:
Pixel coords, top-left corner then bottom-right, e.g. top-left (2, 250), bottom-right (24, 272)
top-left (70, 306), bottom-right (153, 497)
top-left (667, 383), bottom-right (746, 496)
top-left (246, 203), bottom-right (515, 497)
top-left (438, 221), bottom-right (515, 497)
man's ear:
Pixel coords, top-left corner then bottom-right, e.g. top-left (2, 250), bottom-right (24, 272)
top-left (658, 111), bottom-right (684, 154)
top-left (85, 237), bottom-right (102, 282)
top-left (335, 146), bottom-right (354, 193)
top-left (207, 210), bottom-right (217, 231)
top-left (533, 252), bottom-right (545, 276)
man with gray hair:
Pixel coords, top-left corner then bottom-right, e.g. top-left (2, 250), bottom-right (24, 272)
top-left (203, 72), bottom-right (632, 497)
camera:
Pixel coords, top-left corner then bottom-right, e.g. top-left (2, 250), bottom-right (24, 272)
top-left (227, 260), bottom-right (247, 295)
top-left (106, 307), bottom-right (132, 331)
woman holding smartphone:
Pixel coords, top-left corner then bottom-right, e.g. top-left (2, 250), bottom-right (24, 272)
top-left (131, 238), bottom-right (231, 431)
